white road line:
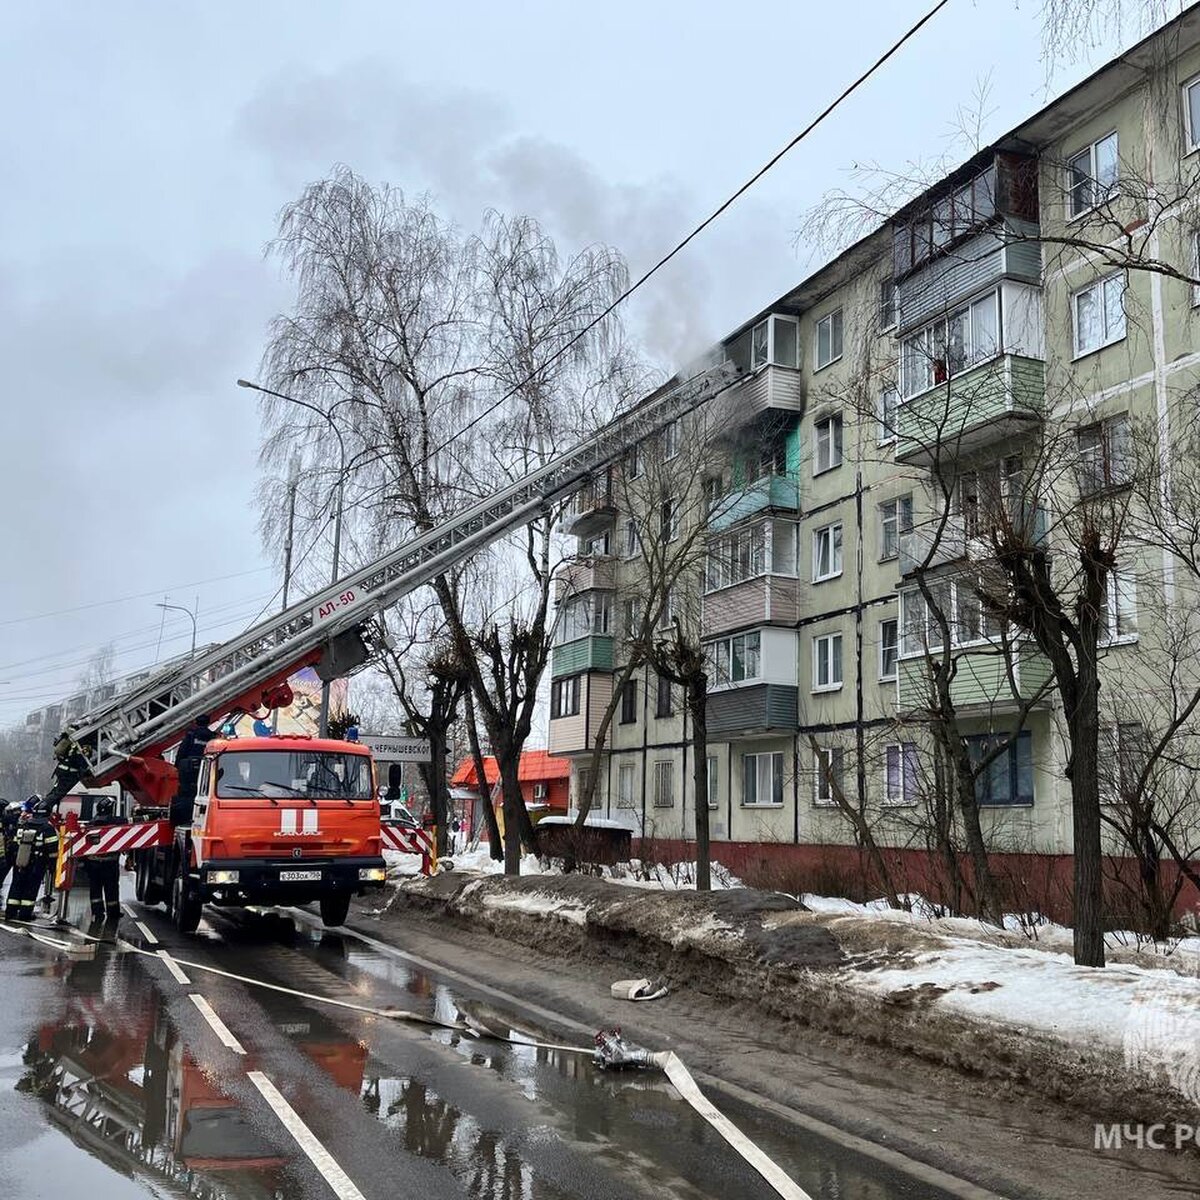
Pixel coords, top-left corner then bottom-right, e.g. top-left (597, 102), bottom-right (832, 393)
top-left (157, 948), bottom-right (191, 984)
top-left (133, 919), bottom-right (159, 945)
top-left (247, 1071), bottom-right (367, 1200)
top-left (189, 993), bottom-right (246, 1055)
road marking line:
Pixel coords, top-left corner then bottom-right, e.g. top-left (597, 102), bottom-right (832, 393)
top-left (133, 919), bottom-right (159, 945)
top-left (157, 949), bottom-right (191, 984)
top-left (189, 993), bottom-right (246, 1054)
top-left (247, 1070), bottom-right (367, 1200)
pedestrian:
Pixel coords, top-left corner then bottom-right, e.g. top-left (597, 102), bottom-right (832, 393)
top-left (42, 727), bottom-right (90, 810)
top-left (0, 801), bottom-right (20, 896)
top-left (4, 800), bottom-right (58, 923)
top-left (84, 796), bottom-right (126, 923)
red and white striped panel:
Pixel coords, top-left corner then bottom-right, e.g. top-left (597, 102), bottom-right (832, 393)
top-left (380, 824), bottom-right (432, 855)
top-left (66, 820), bottom-right (174, 860)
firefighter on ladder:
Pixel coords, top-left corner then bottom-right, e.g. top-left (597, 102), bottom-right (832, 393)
top-left (84, 797), bottom-right (127, 923)
top-left (4, 799), bottom-right (58, 923)
top-left (42, 727), bottom-right (90, 811)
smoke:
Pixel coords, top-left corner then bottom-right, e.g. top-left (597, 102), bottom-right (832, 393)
top-left (236, 59), bottom-right (795, 367)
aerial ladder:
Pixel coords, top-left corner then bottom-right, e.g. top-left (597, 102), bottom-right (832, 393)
top-left (53, 362), bottom-right (739, 888)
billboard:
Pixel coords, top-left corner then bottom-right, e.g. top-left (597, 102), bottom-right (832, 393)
top-left (225, 667), bottom-right (349, 737)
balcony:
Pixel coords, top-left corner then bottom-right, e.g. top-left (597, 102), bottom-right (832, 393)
top-left (708, 365), bottom-right (803, 435)
top-left (548, 673), bottom-right (613, 755)
top-left (564, 471), bottom-right (617, 538)
top-left (707, 684), bottom-right (799, 739)
top-left (898, 515), bottom-right (967, 577)
top-left (709, 474), bottom-right (800, 534)
top-left (702, 576), bottom-right (799, 638)
top-left (551, 634), bottom-right (615, 679)
top-left (897, 643), bottom-right (1053, 713)
top-left (555, 556), bottom-right (616, 602)
top-left (896, 354), bottom-right (1044, 465)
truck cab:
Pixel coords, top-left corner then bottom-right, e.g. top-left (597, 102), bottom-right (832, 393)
top-left (134, 734), bottom-right (387, 932)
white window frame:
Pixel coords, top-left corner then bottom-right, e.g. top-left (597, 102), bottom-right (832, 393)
top-left (706, 755), bottom-right (720, 810)
top-left (660, 496), bottom-right (679, 543)
top-left (815, 309), bottom-right (844, 371)
top-left (617, 762), bottom-right (637, 809)
top-left (812, 631), bottom-right (844, 693)
top-left (663, 419), bottom-right (681, 460)
top-left (812, 522), bottom-right (844, 582)
top-left (652, 759), bottom-right (675, 808)
top-left (879, 279), bottom-right (897, 331)
top-left (877, 387), bottom-right (898, 446)
top-left (883, 743), bottom-right (920, 806)
top-left (878, 496), bottom-right (913, 562)
top-left (1076, 412), bottom-right (1131, 495)
top-left (628, 442), bottom-right (643, 480)
top-left (1072, 273), bottom-right (1127, 358)
top-left (742, 751), bottom-right (785, 808)
top-left (1192, 229), bottom-right (1200, 307)
top-left (879, 617), bottom-right (899, 681)
top-left (704, 630), bottom-right (762, 689)
top-left (1184, 75), bottom-right (1200, 153)
top-left (551, 676), bottom-right (581, 719)
top-left (750, 314), bottom-right (801, 370)
top-left (898, 290), bottom-right (1000, 400)
top-left (1101, 566), bottom-right (1138, 646)
top-left (813, 413), bottom-right (843, 474)
top-left (622, 518), bottom-right (640, 559)
top-left (813, 745), bottom-right (844, 806)
top-left (1067, 130), bottom-right (1119, 219)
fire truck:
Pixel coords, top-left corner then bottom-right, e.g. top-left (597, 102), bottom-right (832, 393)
top-left (56, 364), bottom-right (737, 932)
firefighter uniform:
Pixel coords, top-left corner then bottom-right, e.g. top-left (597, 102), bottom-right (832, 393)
top-left (0, 801), bottom-right (23, 896)
top-left (43, 730), bottom-right (90, 810)
top-left (84, 800), bottom-right (126, 922)
top-left (4, 809), bottom-right (58, 923)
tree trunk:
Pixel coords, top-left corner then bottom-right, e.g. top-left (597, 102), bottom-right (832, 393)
top-left (464, 689), bottom-right (503, 860)
top-left (686, 677), bottom-right (711, 892)
top-left (497, 751), bottom-right (525, 876)
top-left (1069, 656), bottom-right (1106, 967)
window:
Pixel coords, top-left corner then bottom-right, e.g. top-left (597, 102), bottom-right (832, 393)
top-left (879, 495), bottom-right (913, 561)
top-left (577, 767), bottom-right (592, 804)
top-left (899, 291), bottom-right (999, 398)
top-left (1073, 273), bottom-right (1126, 356)
top-left (884, 743), bottom-right (920, 806)
top-left (878, 388), bottom-right (898, 445)
top-left (706, 755), bottom-right (719, 809)
top-left (621, 596), bottom-right (640, 642)
top-left (703, 474), bottom-right (726, 513)
top-left (1101, 567), bottom-right (1138, 644)
top-left (958, 454), bottom-right (1025, 538)
top-left (745, 314), bottom-right (801, 370)
top-left (653, 760), bottom-right (674, 807)
top-left (628, 443), bottom-right (643, 480)
top-left (533, 782), bottom-right (548, 801)
top-left (592, 592), bottom-right (612, 634)
top-left (1067, 131), bottom-right (1118, 218)
top-left (814, 746), bottom-right (844, 805)
top-left (892, 163), bottom-right (997, 275)
top-left (657, 587), bottom-right (677, 631)
top-left (814, 413), bottom-right (844, 474)
top-left (966, 731), bottom-right (1034, 807)
top-left (622, 518), bottom-right (640, 559)
top-left (663, 419), bottom-right (681, 460)
top-left (879, 618), bottom-right (899, 680)
top-left (617, 762), bottom-right (637, 809)
top-left (1185, 76), bottom-right (1200, 152)
top-left (660, 496), bottom-right (679, 543)
top-left (1099, 723), bottom-right (1148, 805)
top-left (815, 309), bottom-right (844, 369)
top-left (619, 680), bottom-right (638, 724)
top-left (655, 674), bottom-right (673, 718)
top-left (1077, 413), bottom-right (1131, 494)
top-left (813, 522), bottom-right (843, 581)
top-left (550, 676), bottom-right (581, 719)
top-left (879, 279), bottom-right (897, 330)
top-left (583, 532), bottom-right (610, 556)
top-left (705, 631), bottom-right (762, 687)
top-left (742, 752), bottom-right (784, 807)
top-left (1192, 230), bottom-right (1200, 307)
top-left (704, 522), bottom-right (768, 592)
top-left (813, 632), bottom-right (843, 692)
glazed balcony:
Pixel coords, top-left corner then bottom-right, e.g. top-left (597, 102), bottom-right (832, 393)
top-left (564, 470), bottom-right (617, 538)
top-left (708, 474), bottom-right (801, 534)
top-left (548, 672), bottom-right (613, 755)
top-left (554, 555), bottom-right (616, 602)
top-left (899, 505), bottom-right (1048, 578)
top-left (897, 644), bottom-right (1053, 713)
top-left (551, 634), bottom-right (615, 679)
top-left (896, 354), bottom-right (1044, 465)
top-left (708, 365), bottom-right (804, 436)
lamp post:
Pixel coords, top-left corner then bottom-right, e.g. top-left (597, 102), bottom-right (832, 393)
top-left (156, 601), bottom-right (197, 657)
top-left (238, 378), bottom-right (346, 737)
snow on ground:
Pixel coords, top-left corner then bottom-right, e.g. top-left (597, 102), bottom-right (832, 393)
top-left (475, 890), bottom-right (589, 926)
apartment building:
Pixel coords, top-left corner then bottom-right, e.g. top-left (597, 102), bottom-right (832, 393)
top-left (547, 9), bottom-right (1200, 876)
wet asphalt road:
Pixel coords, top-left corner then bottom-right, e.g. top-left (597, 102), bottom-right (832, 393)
top-left (0, 885), bottom-right (960, 1200)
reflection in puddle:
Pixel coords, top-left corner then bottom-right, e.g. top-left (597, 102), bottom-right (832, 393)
top-left (17, 956), bottom-right (285, 1200)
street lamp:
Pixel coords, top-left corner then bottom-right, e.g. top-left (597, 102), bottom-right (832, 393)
top-left (238, 378), bottom-right (346, 737)
top-left (156, 601), bottom-right (197, 657)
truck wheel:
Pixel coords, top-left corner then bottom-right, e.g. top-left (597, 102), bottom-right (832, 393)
top-left (136, 856), bottom-right (165, 907)
top-left (172, 872), bottom-right (202, 934)
top-left (319, 892), bottom-right (351, 928)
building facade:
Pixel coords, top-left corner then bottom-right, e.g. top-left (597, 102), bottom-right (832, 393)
top-left (547, 12), bottom-right (1200, 892)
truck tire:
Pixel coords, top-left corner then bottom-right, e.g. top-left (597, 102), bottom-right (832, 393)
top-left (171, 871), bottom-right (202, 934)
top-left (136, 855), bottom-right (165, 907)
top-left (319, 892), bottom-right (351, 928)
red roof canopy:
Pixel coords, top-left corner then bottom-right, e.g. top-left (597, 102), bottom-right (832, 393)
top-left (450, 750), bottom-right (568, 788)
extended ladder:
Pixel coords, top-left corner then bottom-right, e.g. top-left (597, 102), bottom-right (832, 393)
top-left (70, 362), bottom-right (739, 790)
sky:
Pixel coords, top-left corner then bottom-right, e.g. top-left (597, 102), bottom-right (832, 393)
top-left (0, 0), bottom-right (1148, 728)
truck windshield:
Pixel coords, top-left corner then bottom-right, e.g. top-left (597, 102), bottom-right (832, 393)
top-left (214, 751), bottom-right (372, 800)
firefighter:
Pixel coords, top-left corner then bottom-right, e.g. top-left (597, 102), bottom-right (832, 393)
top-left (42, 727), bottom-right (90, 811)
top-left (0, 801), bottom-right (20, 895)
top-left (4, 801), bottom-right (58, 923)
top-left (171, 715), bottom-right (218, 825)
top-left (84, 796), bottom-right (126, 923)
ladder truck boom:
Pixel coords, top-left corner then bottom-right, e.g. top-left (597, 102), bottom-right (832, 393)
top-left (68, 361), bottom-right (740, 803)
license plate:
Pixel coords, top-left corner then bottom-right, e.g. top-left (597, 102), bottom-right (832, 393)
top-left (278, 869), bottom-right (321, 882)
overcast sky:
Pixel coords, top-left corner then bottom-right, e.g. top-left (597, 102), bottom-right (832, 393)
top-left (0, 0), bottom-right (1138, 728)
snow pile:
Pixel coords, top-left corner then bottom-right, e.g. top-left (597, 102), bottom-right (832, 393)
top-left (476, 890), bottom-right (589, 927)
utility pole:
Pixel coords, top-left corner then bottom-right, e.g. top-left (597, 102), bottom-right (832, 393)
top-left (273, 453), bottom-right (302, 733)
